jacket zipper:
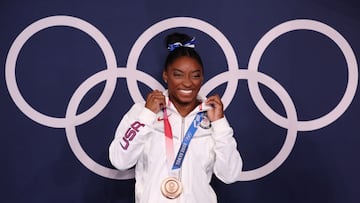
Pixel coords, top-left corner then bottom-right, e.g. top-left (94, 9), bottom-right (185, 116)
top-left (179, 117), bottom-right (185, 183)
top-left (175, 117), bottom-right (185, 203)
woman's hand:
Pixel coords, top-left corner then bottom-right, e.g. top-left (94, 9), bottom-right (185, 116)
top-left (205, 94), bottom-right (224, 121)
top-left (145, 90), bottom-right (166, 114)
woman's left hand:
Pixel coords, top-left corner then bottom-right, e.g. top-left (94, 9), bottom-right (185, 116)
top-left (205, 94), bottom-right (224, 122)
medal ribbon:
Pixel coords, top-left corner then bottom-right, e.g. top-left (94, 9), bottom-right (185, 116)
top-left (163, 108), bottom-right (174, 169)
top-left (163, 108), bottom-right (204, 170)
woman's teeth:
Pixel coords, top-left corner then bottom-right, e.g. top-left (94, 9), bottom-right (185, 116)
top-left (180, 90), bottom-right (192, 94)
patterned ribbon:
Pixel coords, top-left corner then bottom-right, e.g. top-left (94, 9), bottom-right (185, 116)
top-left (163, 108), bottom-right (204, 170)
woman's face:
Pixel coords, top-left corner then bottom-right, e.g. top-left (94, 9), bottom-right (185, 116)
top-left (163, 56), bottom-right (204, 107)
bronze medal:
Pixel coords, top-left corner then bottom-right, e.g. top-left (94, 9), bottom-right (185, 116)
top-left (161, 177), bottom-right (182, 199)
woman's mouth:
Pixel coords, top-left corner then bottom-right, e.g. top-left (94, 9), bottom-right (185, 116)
top-left (179, 89), bottom-right (193, 94)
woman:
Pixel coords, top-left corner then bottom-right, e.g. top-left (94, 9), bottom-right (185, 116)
top-left (109, 32), bottom-right (242, 203)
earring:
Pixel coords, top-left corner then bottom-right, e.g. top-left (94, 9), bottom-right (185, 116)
top-left (164, 80), bottom-right (167, 83)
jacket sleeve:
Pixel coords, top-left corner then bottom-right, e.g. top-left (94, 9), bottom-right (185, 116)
top-left (109, 103), bottom-right (156, 171)
top-left (211, 117), bottom-right (243, 184)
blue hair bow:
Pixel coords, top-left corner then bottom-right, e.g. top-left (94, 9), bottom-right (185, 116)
top-left (167, 37), bottom-right (196, 51)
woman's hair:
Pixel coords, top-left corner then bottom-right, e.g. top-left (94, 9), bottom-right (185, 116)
top-left (164, 32), bottom-right (203, 71)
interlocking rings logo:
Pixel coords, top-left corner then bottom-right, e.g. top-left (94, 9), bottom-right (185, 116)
top-left (5, 15), bottom-right (358, 181)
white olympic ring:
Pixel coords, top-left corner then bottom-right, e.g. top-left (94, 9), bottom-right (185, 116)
top-left (127, 17), bottom-right (239, 109)
top-left (5, 15), bottom-right (358, 181)
top-left (5, 16), bottom-right (118, 128)
top-left (248, 19), bottom-right (358, 131)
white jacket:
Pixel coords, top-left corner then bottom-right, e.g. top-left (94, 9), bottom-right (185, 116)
top-left (109, 93), bottom-right (243, 203)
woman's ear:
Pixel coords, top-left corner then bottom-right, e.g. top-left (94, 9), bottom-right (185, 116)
top-left (162, 71), bottom-right (168, 83)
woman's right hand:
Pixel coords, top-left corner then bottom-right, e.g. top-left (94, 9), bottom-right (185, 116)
top-left (145, 90), bottom-right (166, 114)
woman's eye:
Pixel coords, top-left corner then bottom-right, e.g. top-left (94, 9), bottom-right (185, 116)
top-left (191, 73), bottom-right (202, 79)
top-left (173, 72), bottom-right (183, 77)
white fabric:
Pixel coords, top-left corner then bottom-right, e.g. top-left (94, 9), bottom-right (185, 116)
top-left (109, 92), bottom-right (243, 203)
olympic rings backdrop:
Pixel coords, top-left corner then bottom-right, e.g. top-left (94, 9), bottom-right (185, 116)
top-left (1, 0), bottom-right (359, 202)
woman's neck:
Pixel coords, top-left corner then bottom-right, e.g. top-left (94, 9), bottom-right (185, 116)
top-left (170, 99), bottom-right (200, 117)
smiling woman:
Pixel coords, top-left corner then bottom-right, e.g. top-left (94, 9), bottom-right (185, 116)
top-left (2, 1), bottom-right (359, 201)
top-left (109, 32), bottom-right (243, 203)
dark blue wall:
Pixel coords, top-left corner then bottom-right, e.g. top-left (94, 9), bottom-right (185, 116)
top-left (1, 0), bottom-right (359, 202)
